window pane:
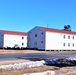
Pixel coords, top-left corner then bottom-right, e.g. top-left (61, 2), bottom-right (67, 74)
top-left (35, 34), bottom-right (37, 37)
top-left (41, 32), bottom-right (43, 34)
top-left (34, 41), bottom-right (37, 45)
top-left (63, 43), bottom-right (65, 46)
top-left (22, 37), bottom-right (24, 39)
top-left (41, 41), bottom-right (43, 43)
top-left (68, 43), bottom-right (70, 46)
top-left (68, 36), bottom-right (70, 39)
top-left (22, 43), bottom-right (24, 45)
top-left (64, 35), bottom-right (65, 39)
top-left (72, 43), bottom-right (74, 47)
top-left (73, 36), bottom-right (74, 39)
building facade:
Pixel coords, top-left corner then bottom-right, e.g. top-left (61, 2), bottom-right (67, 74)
top-left (0, 30), bottom-right (27, 49)
top-left (27, 26), bottom-right (76, 50)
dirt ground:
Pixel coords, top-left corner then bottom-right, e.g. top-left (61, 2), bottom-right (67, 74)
top-left (55, 66), bottom-right (76, 75)
top-left (0, 49), bottom-right (76, 75)
top-left (0, 66), bottom-right (76, 75)
top-left (0, 59), bottom-right (31, 66)
top-left (0, 49), bottom-right (43, 65)
top-left (0, 49), bottom-right (44, 54)
top-left (0, 65), bottom-right (58, 75)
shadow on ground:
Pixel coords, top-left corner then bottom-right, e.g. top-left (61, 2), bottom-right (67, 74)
top-left (17, 56), bottom-right (76, 68)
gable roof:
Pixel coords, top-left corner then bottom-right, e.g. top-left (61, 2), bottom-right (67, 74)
top-left (38, 26), bottom-right (76, 35)
top-left (0, 30), bottom-right (27, 36)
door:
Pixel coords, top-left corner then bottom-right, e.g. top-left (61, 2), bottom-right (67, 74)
top-left (34, 41), bottom-right (38, 49)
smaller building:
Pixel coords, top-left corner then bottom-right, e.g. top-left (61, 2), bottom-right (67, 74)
top-left (27, 26), bottom-right (76, 50)
top-left (0, 30), bottom-right (27, 49)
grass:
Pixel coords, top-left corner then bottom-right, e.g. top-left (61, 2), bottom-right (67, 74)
top-left (0, 65), bottom-right (59, 75)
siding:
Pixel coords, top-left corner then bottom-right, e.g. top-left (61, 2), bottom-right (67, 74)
top-left (4, 34), bottom-right (27, 48)
top-left (27, 27), bottom-right (45, 49)
top-left (45, 32), bottom-right (76, 50)
top-left (0, 32), bottom-right (4, 48)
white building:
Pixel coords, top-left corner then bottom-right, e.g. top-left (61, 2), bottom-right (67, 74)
top-left (27, 26), bottom-right (76, 50)
top-left (0, 30), bottom-right (27, 49)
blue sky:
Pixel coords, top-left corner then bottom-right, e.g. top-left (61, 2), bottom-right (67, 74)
top-left (0, 0), bottom-right (76, 32)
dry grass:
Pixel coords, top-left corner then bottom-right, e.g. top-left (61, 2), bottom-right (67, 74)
top-left (55, 66), bottom-right (76, 75)
top-left (0, 65), bottom-right (58, 75)
top-left (1, 66), bottom-right (76, 75)
top-left (0, 49), bottom-right (44, 54)
top-left (0, 59), bottom-right (31, 66)
top-left (0, 49), bottom-right (76, 75)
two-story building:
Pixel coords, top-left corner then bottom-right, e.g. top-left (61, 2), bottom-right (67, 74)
top-left (27, 26), bottom-right (76, 50)
top-left (0, 30), bottom-right (27, 49)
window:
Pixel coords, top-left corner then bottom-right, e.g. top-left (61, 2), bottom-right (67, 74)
top-left (41, 41), bottom-right (43, 43)
top-left (68, 43), bottom-right (70, 46)
top-left (41, 32), bottom-right (43, 34)
top-left (64, 35), bottom-right (65, 38)
top-left (35, 34), bottom-right (37, 37)
top-left (63, 43), bottom-right (65, 46)
top-left (22, 43), bottom-right (24, 46)
top-left (72, 43), bottom-right (74, 47)
top-left (73, 36), bottom-right (74, 39)
top-left (34, 41), bottom-right (37, 45)
top-left (68, 36), bottom-right (70, 39)
top-left (22, 37), bottom-right (24, 39)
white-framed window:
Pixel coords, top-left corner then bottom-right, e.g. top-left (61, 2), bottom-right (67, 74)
top-left (34, 41), bottom-right (37, 45)
top-left (68, 35), bottom-right (70, 39)
top-left (68, 43), bottom-right (70, 46)
top-left (41, 32), bottom-right (43, 34)
top-left (22, 37), bottom-right (24, 39)
top-left (63, 43), bottom-right (65, 46)
top-left (72, 43), bottom-right (74, 47)
top-left (64, 35), bottom-right (65, 39)
top-left (22, 43), bottom-right (24, 46)
top-left (73, 36), bottom-right (74, 39)
top-left (41, 41), bottom-right (43, 43)
top-left (35, 34), bottom-right (37, 37)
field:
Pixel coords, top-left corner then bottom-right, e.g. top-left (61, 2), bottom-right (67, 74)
top-left (0, 65), bottom-right (58, 75)
top-left (0, 49), bottom-right (76, 75)
top-left (0, 65), bottom-right (76, 75)
top-left (0, 49), bottom-right (43, 54)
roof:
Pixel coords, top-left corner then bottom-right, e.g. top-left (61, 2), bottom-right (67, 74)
top-left (38, 26), bottom-right (76, 35)
top-left (0, 30), bottom-right (27, 36)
